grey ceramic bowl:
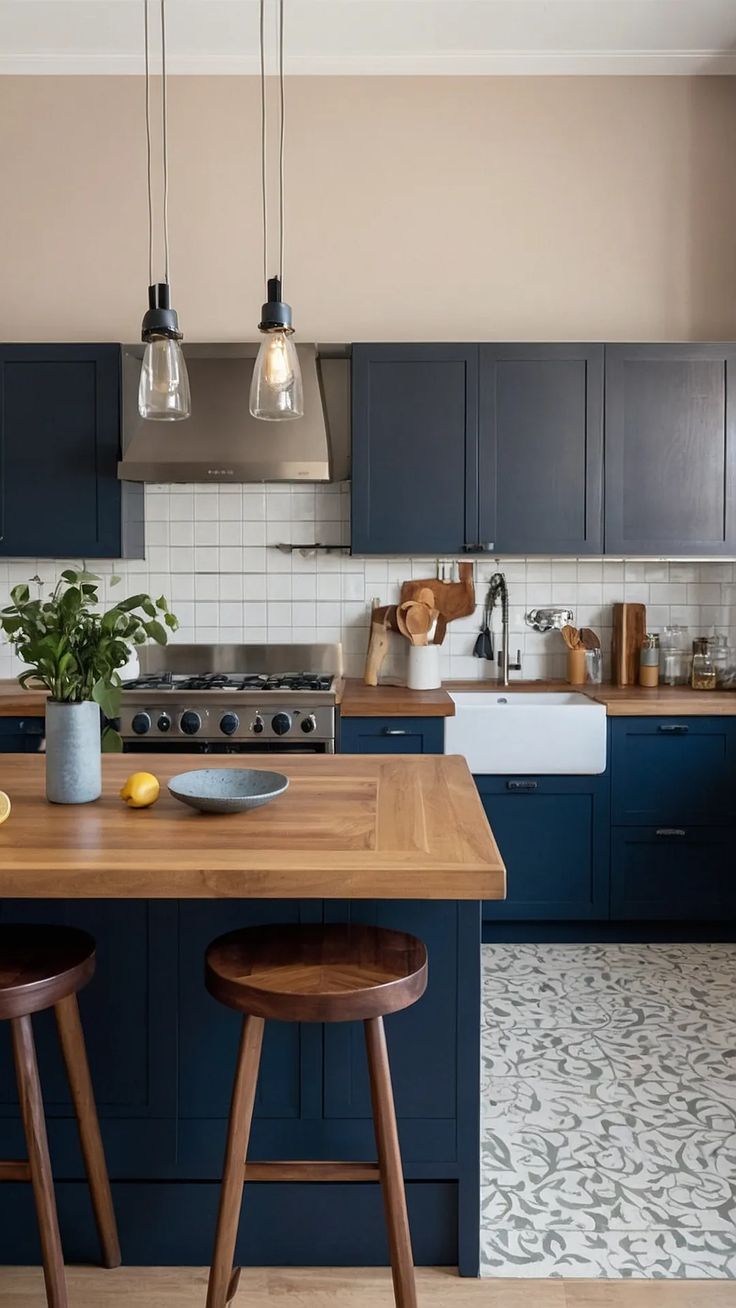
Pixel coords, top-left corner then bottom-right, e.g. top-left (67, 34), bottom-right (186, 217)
top-left (167, 768), bottom-right (289, 814)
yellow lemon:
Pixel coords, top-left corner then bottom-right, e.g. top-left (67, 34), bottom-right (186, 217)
top-left (0, 791), bottom-right (10, 825)
top-left (120, 772), bottom-right (160, 809)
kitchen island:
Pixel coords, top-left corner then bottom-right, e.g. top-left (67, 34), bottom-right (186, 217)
top-left (0, 753), bottom-right (504, 1275)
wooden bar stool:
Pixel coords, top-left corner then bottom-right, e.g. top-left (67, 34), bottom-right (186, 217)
top-left (0, 925), bottom-right (121, 1308)
top-left (204, 922), bottom-right (428, 1308)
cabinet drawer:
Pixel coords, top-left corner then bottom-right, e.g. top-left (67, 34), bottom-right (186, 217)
top-left (339, 715), bottom-right (444, 755)
top-left (610, 717), bottom-right (736, 826)
top-left (477, 775), bottom-right (610, 921)
top-left (611, 826), bottom-right (735, 920)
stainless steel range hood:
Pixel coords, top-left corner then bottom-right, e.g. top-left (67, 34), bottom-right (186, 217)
top-left (118, 343), bottom-right (350, 483)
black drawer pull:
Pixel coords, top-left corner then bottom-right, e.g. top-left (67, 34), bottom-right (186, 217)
top-left (656, 828), bottom-right (687, 838)
top-left (507, 780), bottom-right (538, 792)
top-left (383, 728), bottom-right (408, 737)
top-left (657, 724), bottom-right (689, 735)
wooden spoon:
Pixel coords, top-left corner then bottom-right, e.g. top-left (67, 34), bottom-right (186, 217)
top-left (404, 601), bottom-right (434, 646)
top-left (561, 624), bottom-right (581, 650)
top-left (579, 627), bottom-right (601, 650)
top-left (396, 600), bottom-right (413, 641)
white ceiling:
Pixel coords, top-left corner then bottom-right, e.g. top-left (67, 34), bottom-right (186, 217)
top-left (1, 0), bottom-right (736, 76)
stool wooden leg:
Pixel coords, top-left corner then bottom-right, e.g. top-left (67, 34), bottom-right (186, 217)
top-left (54, 993), bottom-right (121, 1269)
top-left (206, 1015), bottom-right (265, 1308)
top-left (364, 1016), bottom-right (418, 1308)
top-left (11, 1015), bottom-right (68, 1308)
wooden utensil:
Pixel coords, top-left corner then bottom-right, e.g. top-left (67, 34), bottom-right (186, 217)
top-left (400, 560), bottom-right (475, 645)
top-left (611, 602), bottom-right (646, 687)
top-left (561, 624), bottom-right (584, 650)
top-left (404, 602), bottom-right (434, 646)
top-left (395, 601), bottom-right (412, 641)
top-left (579, 627), bottom-right (601, 650)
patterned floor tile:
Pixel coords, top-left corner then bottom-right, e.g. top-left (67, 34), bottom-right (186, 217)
top-left (480, 1227), bottom-right (736, 1279)
top-left (480, 942), bottom-right (736, 1277)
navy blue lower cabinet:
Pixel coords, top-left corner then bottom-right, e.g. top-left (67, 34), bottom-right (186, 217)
top-left (339, 715), bottom-right (445, 755)
top-left (610, 716), bottom-right (736, 826)
top-left (611, 826), bottom-right (736, 920)
top-left (0, 717), bottom-right (45, 752)
top-left (0, 897), bottom-right (480, 1273)
top-left (477, 775), bottom-right (610, 920)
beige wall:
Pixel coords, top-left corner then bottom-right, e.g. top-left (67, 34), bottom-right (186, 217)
top-left (1, 74), bottom-right (735, 342)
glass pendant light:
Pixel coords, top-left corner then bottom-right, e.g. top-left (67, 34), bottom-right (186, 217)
top-left (249, 0), bottom-right (303, 421)
top-left (138, 0), bottom-right (190, 421)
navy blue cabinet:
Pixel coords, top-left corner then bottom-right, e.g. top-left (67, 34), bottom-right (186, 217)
top-left (605, 344), bottom-right (736, 555)
top-left (0, 717), bottom-right (44, 752)
top-left (351, 345), bottom-right (479, 556)
top-left (340, 715), bottom-right (444, 755)
top-left (477, 775), bottom-right (610, 921)
top-left (479, 344), bottom-right (604, 554)
top-left (611, 827), bottom-right (736, 920)
top-left (610, 717), bottom-right (736, 827)
top-left (0, 344), bottom-right (143, 559)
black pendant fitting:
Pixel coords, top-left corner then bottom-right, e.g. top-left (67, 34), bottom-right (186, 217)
top-left (142, 283), bottom-right (183, 341)
top-left (258, 276), bottom-right (294, 333)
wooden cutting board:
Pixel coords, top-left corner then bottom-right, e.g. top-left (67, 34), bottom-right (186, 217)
top-left (611, 602), bottom-right (646, 686)
top-left (400, 561), bottom-right (475, 644)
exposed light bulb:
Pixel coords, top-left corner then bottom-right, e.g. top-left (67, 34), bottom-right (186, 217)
top-left (138, 336), bottom-right (191, 421)
top-left (249, 330), bottom-right (304, 421)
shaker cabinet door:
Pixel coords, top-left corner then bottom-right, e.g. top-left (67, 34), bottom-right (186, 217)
top-left (0, 344), bottom-right (142, 559)
top-left (351, 344), bottom-right (480, 555)
top-left (604, 344), bottom-right (736, 555)
top-left (479, 344), bottom-right (604, 555)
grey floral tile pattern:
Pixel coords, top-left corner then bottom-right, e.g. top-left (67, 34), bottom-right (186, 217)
top-left (480, 942), bottom-right (736, 1278)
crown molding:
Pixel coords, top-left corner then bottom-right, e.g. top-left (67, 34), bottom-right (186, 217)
top-left (1, 49), bottom-right (736, 76)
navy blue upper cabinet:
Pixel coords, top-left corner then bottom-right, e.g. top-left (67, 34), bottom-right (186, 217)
top-left (605, 344), bottom-right (736, 555)
top-left (0, 344), bottom-right (143, 559)
top-left (351, 345), bottom-right (479, 555)
top-left (478, 345), bottom-right (604, 555)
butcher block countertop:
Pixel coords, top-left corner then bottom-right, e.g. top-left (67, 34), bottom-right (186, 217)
top-left (0, 753), bottom-right (505, 902)
top-left (340, 678), bottom-right (736, 717)
top-left (2, 677), bottom-right (736, 719)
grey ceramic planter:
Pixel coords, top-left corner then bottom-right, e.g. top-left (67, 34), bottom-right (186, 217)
top-left (46, 700), bottom-right (102, 804)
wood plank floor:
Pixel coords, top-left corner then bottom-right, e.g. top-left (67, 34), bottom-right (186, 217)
top-left (1, 1268), bottom-right (734, 1306)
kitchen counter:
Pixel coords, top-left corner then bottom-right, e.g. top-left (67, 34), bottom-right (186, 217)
top-left (0, 752), bottom-right (505, 901)
top-left (340, 677), bottom-right (736, 716)
top-left (0, 749), bottom-right (498, 1275)
top-left (2, 676), bottom-right (735, 721)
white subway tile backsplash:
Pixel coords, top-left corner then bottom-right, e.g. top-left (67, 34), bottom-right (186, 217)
top-left (0, 485), bottom-right (734, 685)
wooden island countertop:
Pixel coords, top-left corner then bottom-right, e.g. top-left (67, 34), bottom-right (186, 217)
top-left (0, 752), bottom-right (505, 901)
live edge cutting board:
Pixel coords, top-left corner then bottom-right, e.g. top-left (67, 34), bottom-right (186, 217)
top-left (611, 602), bottom-right (646, 686)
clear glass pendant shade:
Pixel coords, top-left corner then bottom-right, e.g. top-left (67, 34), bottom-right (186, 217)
top-left (249, 331), bottom-right (304, 421)
top-left (138, 337), bottom-right (191, 421)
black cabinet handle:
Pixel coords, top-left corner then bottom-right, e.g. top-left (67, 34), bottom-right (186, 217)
top-left (657, 724), bottom-right (689, 734)
top-left (383, 728), bottom-right (408, 736)
top-left (463, 543), bottom-right (495, 553)
top-left (507, 780), bottom-right (538, 792)
top-left (655, 828), bottom-right (687, 838)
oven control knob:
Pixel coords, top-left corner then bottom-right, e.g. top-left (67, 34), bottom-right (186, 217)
top-left (251, 715), bottom-right (264, 735)
top-left (271, 712), bottom-right (292, 736)
top-left (301, 714), bottom-right (317, 734)
top-left (180, 710), bottom-right (202, 736)
top-left (220, 712), bottom-right (239, 737)
top-left (157, 714), bottom-right (171, 733)
top-left (131, 712), bottom-right (151, 736)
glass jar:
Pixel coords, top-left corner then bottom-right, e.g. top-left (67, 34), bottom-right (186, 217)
top-left (639, 633), bottom-right (660, 688)
top-left (691, 647), bottom-right (717, 691)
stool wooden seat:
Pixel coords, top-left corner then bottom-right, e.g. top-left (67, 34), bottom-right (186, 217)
top-left (0, 925), bottom-right (120, 1308)
top-left (204, 923), bottom-right (428, 1308)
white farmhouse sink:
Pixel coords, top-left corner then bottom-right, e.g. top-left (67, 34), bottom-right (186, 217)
top-left (444, 691), bottom-right (607, 775)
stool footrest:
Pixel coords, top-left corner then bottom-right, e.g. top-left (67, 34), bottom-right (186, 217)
top-left (244, 1161), bottom-right (380, 1183)
top-left (0, 1160), bottom-right (32, 1182)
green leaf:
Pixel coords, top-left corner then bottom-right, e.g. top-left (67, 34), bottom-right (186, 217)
top-left (60, 569), bottom-right (79, 583)
top-left (101, 726), bottom-right (124, 753)
top-left (145, 620), bottom-right (168, 645)
top-left (10, 584), bottom-right (30, 605)
top-left (156, 595), bottom-right (169, 612)
top-left (91, 678), bottom-right (120, 719)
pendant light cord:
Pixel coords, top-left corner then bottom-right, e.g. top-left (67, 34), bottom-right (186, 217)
top-left (143, 0), bottom-right (172, 287)
top-left (259, 0), bottom-right (287, 290)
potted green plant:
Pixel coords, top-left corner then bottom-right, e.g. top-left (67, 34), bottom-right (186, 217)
top-left (0, 569), bottom-right (178, 804)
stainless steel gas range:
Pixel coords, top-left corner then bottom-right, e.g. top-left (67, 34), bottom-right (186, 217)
top-left (119, 643), bottom-right (342, 754)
